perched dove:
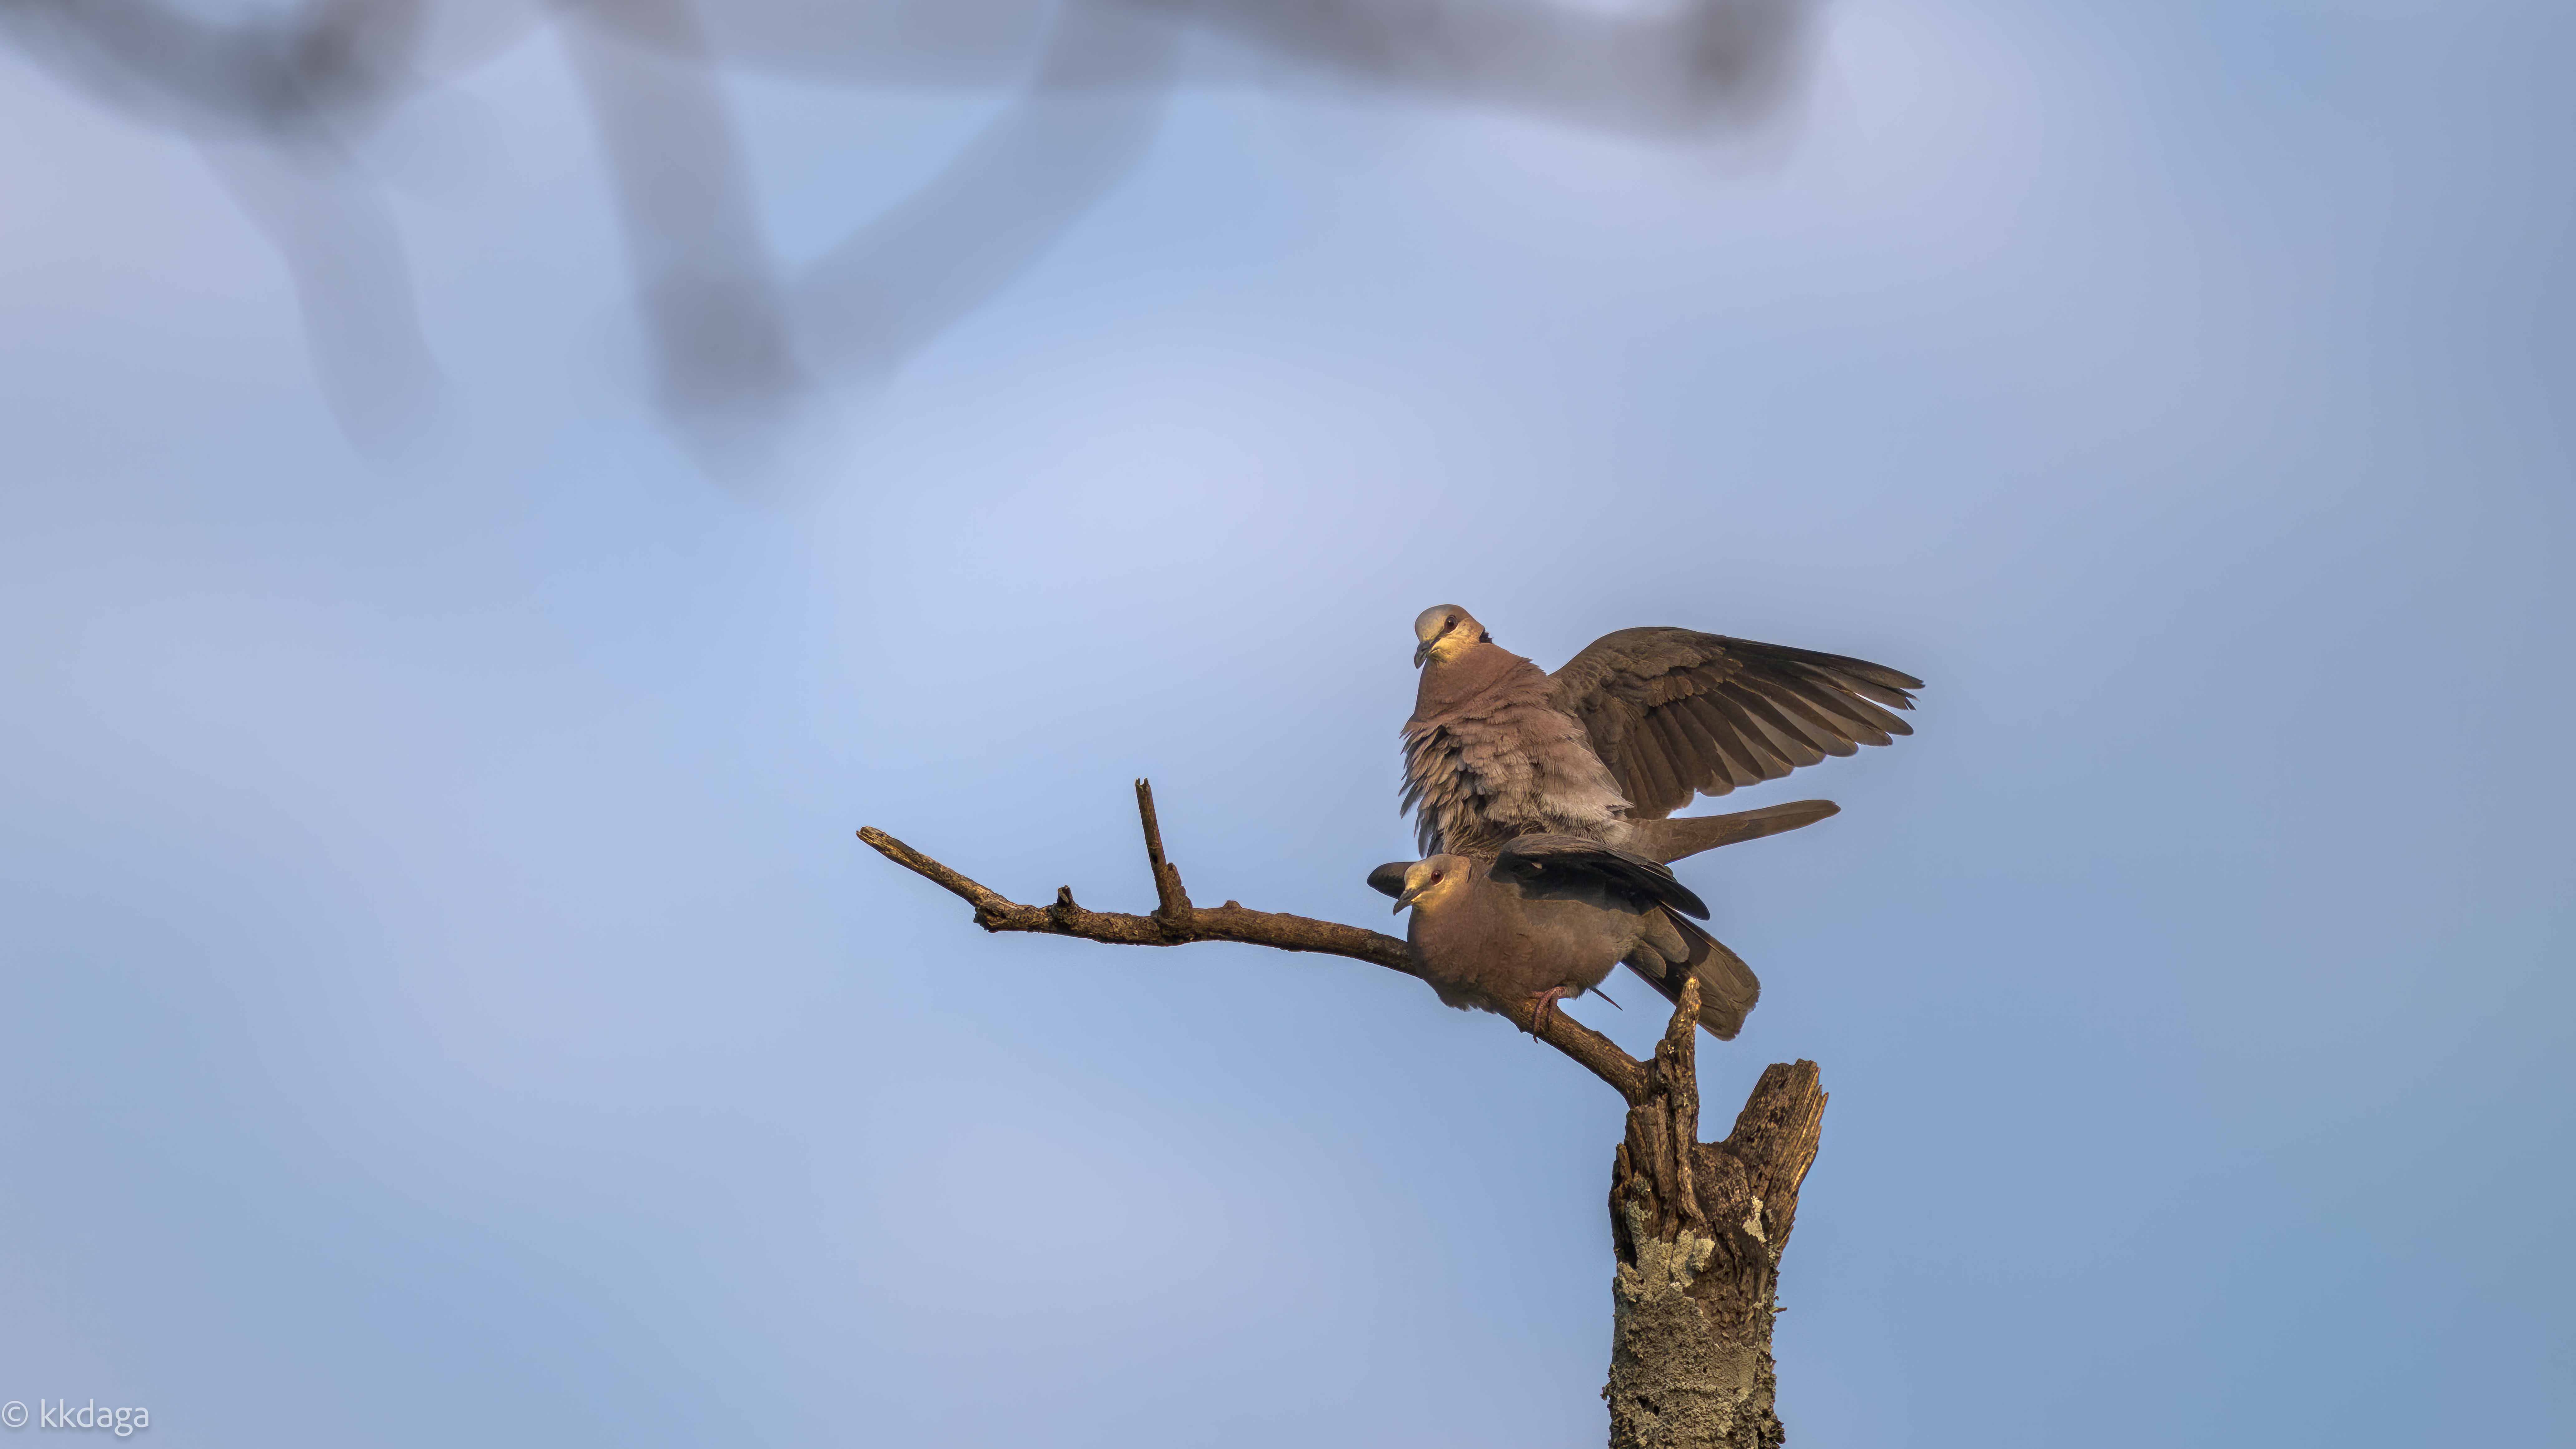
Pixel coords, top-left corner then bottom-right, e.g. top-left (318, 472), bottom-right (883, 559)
top-left (1376, 835), bottom-right (1760, 1039)
top-left (1401, 605), bottom-right (1921, 860)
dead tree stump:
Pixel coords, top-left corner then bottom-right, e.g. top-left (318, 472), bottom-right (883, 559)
top-left (1607, 977), bottom-right (1829, 1449)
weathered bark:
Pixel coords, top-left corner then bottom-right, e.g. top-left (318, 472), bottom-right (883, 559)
top-left (860, 779), bottom-right (1830, 1447)
top-left (1607, 978), bottom-right (1827, 1449)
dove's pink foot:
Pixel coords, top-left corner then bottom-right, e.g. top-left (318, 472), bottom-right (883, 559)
top-left (1528, 986), bottom-right (1573, 1037)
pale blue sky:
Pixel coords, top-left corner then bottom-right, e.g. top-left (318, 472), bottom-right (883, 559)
top-left (2, 3), bottom-right (2569, 1446)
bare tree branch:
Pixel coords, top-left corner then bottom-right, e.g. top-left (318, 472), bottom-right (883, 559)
top-left (859, 777), bottom-right (1650, 1101)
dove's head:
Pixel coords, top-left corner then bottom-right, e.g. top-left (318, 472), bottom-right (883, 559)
top-left (1412, 605), bottom-right (1489, 668)
top-left (1393, 855), bottom-right (1472, 915)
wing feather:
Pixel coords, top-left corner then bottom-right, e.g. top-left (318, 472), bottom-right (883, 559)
top-left (1548, 627), bottom-right (1920, 816)
top-left (1728, 687), bottom-right (1834, 766)
top-left (1617, 910), bottom-right (1760, 1039)
top-left (1745, 680), bottom-right (1865, 756)
top-left (1701, 692), bottom-right (1798, 780)
top-left (1638, 710), bottom-right (1708, 816)
top-left (1495, 835), bottom-right (1709, 919)
top-left (1679, 695), bottom-right (1767, 789)
top-left (1781, 661), bottom-right (1915, 735)
top-left (1762, 674), bottom-right (1894, 748)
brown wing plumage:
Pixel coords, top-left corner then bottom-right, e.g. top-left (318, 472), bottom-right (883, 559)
top-left (1546, 628), bottom-right (1922, 819)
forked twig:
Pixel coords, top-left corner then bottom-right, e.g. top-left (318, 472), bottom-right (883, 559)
top-left (859, 779), bottom-right (1650, 1101)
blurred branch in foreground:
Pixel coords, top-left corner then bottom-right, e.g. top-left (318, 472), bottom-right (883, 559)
top-left (2, 0), bottom-right (1815, 473)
